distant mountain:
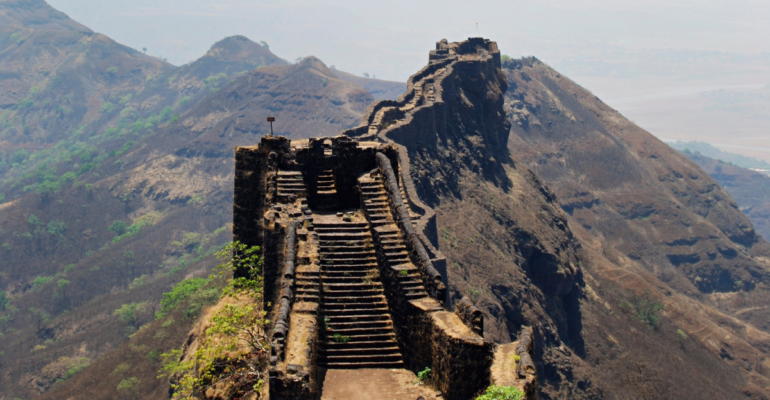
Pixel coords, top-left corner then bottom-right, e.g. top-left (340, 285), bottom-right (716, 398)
top-left (682, 151), bottom-right (770, 242)
top-left (0, 0), bottom-right (91, 32)
top-left (331, 68), bottom-right (405, 100)
top-left (668, 141), bottom-right (770, 171)
top-left (0, 2), bottom-right (377, 398)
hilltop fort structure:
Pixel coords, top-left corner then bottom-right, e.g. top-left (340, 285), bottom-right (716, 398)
top-left (234, 38), bottom-right (535, 399)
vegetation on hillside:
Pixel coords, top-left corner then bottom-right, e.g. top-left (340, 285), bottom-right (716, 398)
top-left (476, 385), bottom-right (525, 400)
top-left (159, 241), bottom-right (268, 399)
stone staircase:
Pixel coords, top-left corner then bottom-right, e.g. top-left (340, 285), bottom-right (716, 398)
top-left (315, 170), bottom-right (339, 210)
top-left (294, 270), bottom-right (320, 304)
top-left (276, 170), bottom-right (306, 203)
top-left (359, 175), bottom-right (428, 301)
top-left (315, 219), bottom-right (404, 369)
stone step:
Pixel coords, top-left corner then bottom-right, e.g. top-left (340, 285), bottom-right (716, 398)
top-left (319, 239), bottom-right (370, 245)
top-left (319, 245), bottom-right (369, 252)
top-left (321, 263), bottom-right (379, 270)
top-left (323, 282), bottom-right (382, 290)
top-left (326, 314), bottom-right (390, 323)
top-left (317, 231), bottom-right (371, 237)
top-left (323, 339), bottom-right (398, 349)
top-left (326, 326), bottom-right (395, 336)
top-left (315, 226), bottom-right (368, 233)
top-left (321, 302), bottom-right (388, 311)
top-left (320, 250), bottom-right (375, 258)
top-left (314, 222), bottom-right (369, 228)
top-left (322, 294), bottom-right (385, 303)
top-left (321, 276), bottom-right (378, 284)
top-left (327, 320), bottom-right (393, 330)
top-left (323, 288), bottom-right (384, 297)
top-left (321, 257), bottom-right (377, 263)
top-left (321, 270), bottom-right (372, 277)
top-left (324, 332), bottom-right (396, 344)
top-left (317, 360), bottom-right (405, 369)
top-left (403, 283), bottom-right (426, 292)
top-left (320, 346), bottom-right (401, 357)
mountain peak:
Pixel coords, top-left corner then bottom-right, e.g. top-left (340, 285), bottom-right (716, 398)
top-left (295, 55), bottom-right (335, 77)
top-left (202, 35), bottom-right (286, 66)
top-left (0, 0), bottom-right (91, 32)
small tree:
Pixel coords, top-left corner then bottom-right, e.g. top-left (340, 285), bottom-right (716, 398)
top-left (109, 220), bottom-right (128, 236)
top-left (117, 376), bottom-right (141, 398)
top-left (114, 302), bottom-right (150, 329)
top-left (55, 279), bottom-right (70, 304)
top-left (619, 290), bottom-right (664, 329)
top-left (28, 307), bottom-right (50, 331)
top-left (0, 291), bottom-right (8, 311)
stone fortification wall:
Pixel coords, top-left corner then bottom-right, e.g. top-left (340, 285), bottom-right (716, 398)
top-left (489, 327), bottom-right (537, 399)
top-left (376, 152), bottom-right (446, 301)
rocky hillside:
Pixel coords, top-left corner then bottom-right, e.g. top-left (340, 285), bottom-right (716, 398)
top-left (495, 57), bottom-right (770, 397)
top-left (343, 38), bottom-right (764, 398)
top-left (682, 151), bottom-right (770, 242)
top-left (0, 1), bottom-right (376, 398)
top-left (5, 2), bottom-right (770, 398)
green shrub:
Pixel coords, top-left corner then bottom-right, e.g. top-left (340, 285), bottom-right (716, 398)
top-left (476, 385), bottom-right (525, 400)
top-left (109, 220), bottom-right (128, 236)
top-left (99, 102), bottom-right (114, 113)
top-left (32, 276), bottom-right (53, 288)
top-left (46, 220), bottom-right (66, 237)
top-left (76, 162), bottom-right (96, 176)
top-left (331, 333), bottom-right (350, 343)
top-left (114, 302), bottom-right (151, 328)
top-left (35, 180), bottom-right (60, 194)
top-left (13, 149), bottom-right (28, 164)
top-left (183, 287), bottom-right (220, 319)
top-left (111, 212), bottom-right (162, 243)
top-left (64, 357), bottom-right (90, 379)
top-left (619, 290), bottom-right (664, 329)
top-left (417, 366), bottom-right (431, 382)
top-left (157, 278), bottom-right (210, 318)
top-left (116, 377), bottom-right (140, 396)
top-left (58, 171), bottom-right (77, 184)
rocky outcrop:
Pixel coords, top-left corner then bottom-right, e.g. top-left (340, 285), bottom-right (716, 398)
top-left (501, 56), bottom-right (770, 398)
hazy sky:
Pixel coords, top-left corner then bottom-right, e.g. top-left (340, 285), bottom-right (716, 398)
top-left (46, 0), bottom-right (770, 82)
top-left (45, 0), bottom-right (770, 159)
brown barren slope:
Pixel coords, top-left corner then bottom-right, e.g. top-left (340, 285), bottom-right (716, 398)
top-left (498, 57), bottom-right (770, 398)
top-left (0, 7), bottom-right (371, 396)
top-left (343, 38), bottom-right (756, 399)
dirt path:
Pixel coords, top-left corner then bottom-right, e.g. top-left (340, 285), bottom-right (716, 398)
top-left (319, 368), bottom-right (440, 400)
